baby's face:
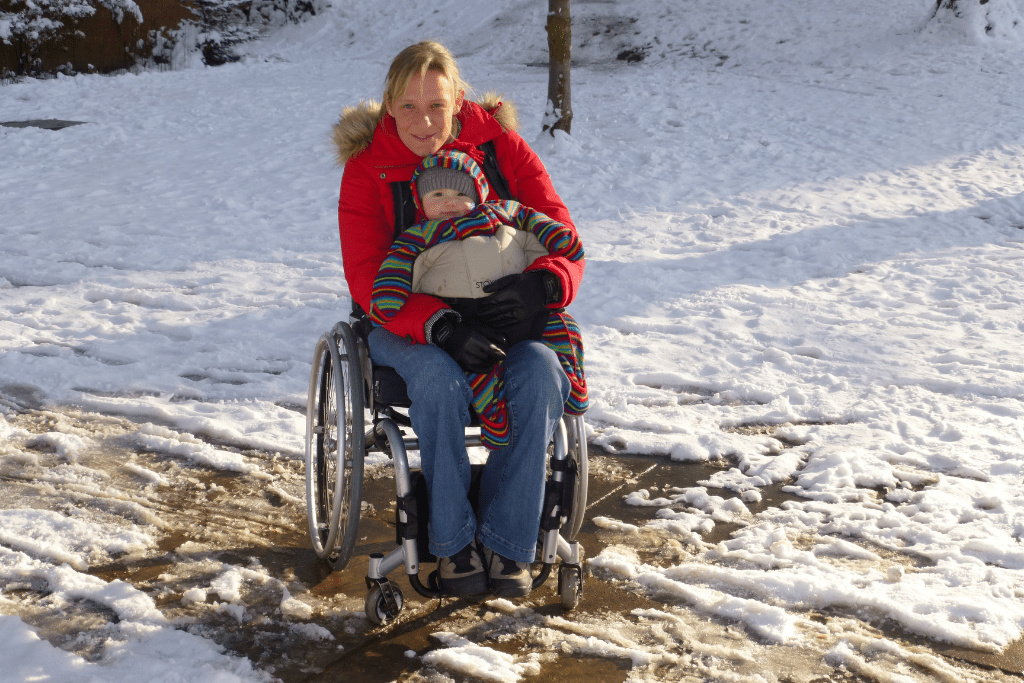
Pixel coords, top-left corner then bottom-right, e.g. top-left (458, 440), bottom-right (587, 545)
top-left (422, 188), bottom-right (476, 220)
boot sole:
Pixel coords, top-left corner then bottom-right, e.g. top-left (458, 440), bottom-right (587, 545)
top-left (439, 573), bottom-right (489, 598)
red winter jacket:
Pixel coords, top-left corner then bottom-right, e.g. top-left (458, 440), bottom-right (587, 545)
top-left (333, 97), bottom-right (584, 344)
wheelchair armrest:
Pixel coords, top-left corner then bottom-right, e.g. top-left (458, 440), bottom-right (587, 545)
top-left (349, 301), bottom-right (375, 342)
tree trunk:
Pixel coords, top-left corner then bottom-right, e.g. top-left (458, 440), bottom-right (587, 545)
top-left (543, 0), bottom-right (572, 136)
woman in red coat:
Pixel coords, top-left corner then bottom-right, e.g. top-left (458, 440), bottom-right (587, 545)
top-left (332, 41), bottom-right (585, 599)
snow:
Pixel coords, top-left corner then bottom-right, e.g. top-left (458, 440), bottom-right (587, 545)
top-left (0, 508), bottom-right (154, 571)
top-left (0, 611), bottom-right (273, 683)
top-left (3, 0), bottom-right (1024, 679)
top-left (421, 631), bottom-right (541, 683)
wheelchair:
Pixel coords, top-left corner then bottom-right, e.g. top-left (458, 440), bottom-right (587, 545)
top-left (303, 305), bottom-right (589, 625)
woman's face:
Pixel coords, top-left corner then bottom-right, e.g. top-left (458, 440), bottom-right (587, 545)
top-left (387, 70), bottom-right (464, 157)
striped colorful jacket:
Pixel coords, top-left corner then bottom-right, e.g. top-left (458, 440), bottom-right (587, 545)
top-left (369, 151), bottom-right (588, 449)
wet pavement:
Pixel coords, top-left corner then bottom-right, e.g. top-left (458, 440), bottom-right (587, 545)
top-left (1, 403), bottom-right (1023, 682)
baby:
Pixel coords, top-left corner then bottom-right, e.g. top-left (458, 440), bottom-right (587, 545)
top-left (369, 150), bottom-right (587, 449)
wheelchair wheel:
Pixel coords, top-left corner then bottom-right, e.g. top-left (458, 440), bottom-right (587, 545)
top-left (558, 563), bottom-right (583, 611)
top-left (305, 322), bottom-right (365, 569)
top-left (563, 414), bottom-right (589, 542)
top-left (365, 581), bottom-right (404, 626)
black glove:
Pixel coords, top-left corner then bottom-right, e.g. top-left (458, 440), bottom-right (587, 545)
top-left (478, 271), bottom-right (560, 328)
top-left (432, 317), bottom-right (507, 374)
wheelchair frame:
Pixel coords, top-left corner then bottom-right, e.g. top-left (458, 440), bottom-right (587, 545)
top-left (304, 314), bottom-right (589, 625)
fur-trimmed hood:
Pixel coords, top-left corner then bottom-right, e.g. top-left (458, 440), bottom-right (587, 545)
top-left (331, 92), bottom-right (519, 167)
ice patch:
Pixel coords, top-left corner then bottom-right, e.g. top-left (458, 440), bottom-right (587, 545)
top-left (132, 424), bottom-right (265, 476)
top-left (24, 431), bottom-right (92, 462)
top-left (280, 587), bottom-right (314, 619)
top-left (0, 509), bottom-right (154, 571)
top-left (422, 632), bottom-right (541, 683)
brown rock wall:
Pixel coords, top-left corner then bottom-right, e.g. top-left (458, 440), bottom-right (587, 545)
top-left (1, 0), bottom-right (195, 76)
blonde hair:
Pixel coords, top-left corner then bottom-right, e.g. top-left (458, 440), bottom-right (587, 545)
top-left (383, 41), bottom-right (469, 107)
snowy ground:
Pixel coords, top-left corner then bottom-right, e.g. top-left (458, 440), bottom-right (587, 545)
top-left (3, 0), bottom-right (1024, 680)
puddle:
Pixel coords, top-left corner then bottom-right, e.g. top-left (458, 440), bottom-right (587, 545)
top-left (1, 119), bottom-right (87, 130)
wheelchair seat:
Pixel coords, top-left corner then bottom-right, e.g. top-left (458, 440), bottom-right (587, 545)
top-left (371, 364), bottom-right (412, 409)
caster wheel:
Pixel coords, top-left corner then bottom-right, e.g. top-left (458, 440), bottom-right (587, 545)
top-left (558, 564), bottom-right (583, 611)
top-left (365, 581), bottom-right (404, 625)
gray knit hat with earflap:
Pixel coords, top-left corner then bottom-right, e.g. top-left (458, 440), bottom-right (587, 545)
top-left (415, 166), bottom-right (480, 204)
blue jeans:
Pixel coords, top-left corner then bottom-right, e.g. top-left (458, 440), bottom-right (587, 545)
top-left (368, 328), bottom-right (570, 563)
